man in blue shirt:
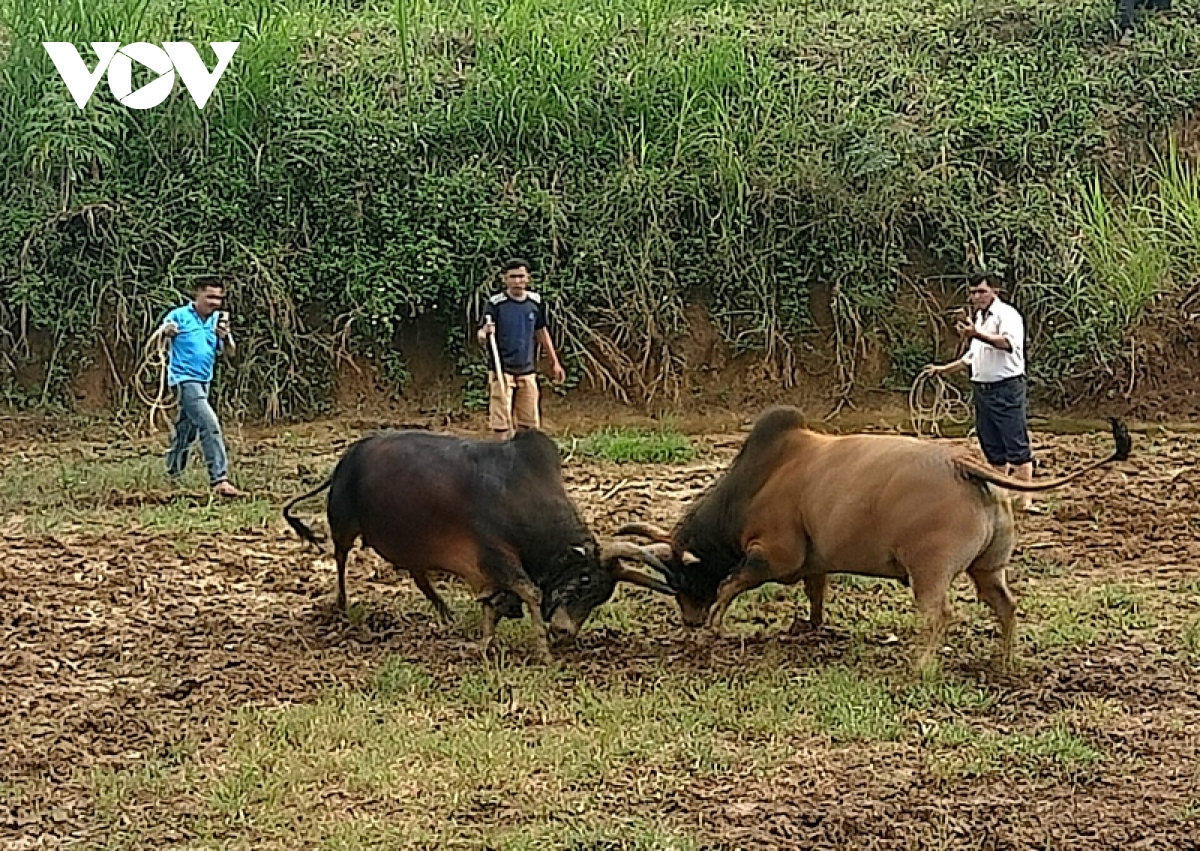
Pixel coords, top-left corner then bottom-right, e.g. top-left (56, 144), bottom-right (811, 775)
top-left (477, 258), bottom-right (566, 438)
top-left (159, 280), bottom-right (242, 497)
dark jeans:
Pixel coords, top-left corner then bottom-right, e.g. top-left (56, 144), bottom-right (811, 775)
top-left (1118, 0), bottom-right (1170, 31)
top-left (971, 376), bottom-right (1033, 467)
top-left (166, 381), bottom-right (230, 485)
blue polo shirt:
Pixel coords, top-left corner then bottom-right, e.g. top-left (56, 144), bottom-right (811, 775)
top-left (162, 304), bottom-right (226, 387)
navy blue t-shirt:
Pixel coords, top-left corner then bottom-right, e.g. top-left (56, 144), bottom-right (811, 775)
top-left (482, 291), bottom-right (547, 376)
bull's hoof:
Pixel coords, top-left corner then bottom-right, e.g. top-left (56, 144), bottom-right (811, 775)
top-left (787, 617), bottom-right (821, 636)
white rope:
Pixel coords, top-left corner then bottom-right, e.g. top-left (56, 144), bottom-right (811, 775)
top-left (132, 325), bottom-right (175, 434)
top-left (908, 370), bottom-right (970, 438)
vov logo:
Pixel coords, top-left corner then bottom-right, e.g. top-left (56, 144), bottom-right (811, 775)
top-left (42, 42), bottom-right (239, 110)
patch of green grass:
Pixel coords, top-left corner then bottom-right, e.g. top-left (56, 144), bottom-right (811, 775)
top-left (370, 656), bottom-right (436, 700)
top-left (1182, 617), bottom-right (1200, 656)
top-left (803, 667), bottom-right (902, 742)
top-left (0, 449), bottom-right (280, 537)
top-left (137, 498), bottom-right (278, 536)
top-left (92, 762), bottom-right (173, 820)
top-left (320, 814), bottom-right (700, 851)
top-left (901, 679), bottom-right (997, 714)
top-left (1016, 551), bottom-right (1069, 578)
top-left (0, 455), bottom-right (170, 509)
top-left (90, 653), bottom-right (974, 845)
top-left (1023, 582), bottom-right (1157, 653)
top-left (562, 427), bottom-right (697, 465)
top-left (927, 719), bottom-right (1104, 781)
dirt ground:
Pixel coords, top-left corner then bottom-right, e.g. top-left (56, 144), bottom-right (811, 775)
top-left (1, 412), bottom-right (1198, 849)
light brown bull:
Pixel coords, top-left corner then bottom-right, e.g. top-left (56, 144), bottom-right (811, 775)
top-left (615, 406), bottom-right (1131, 669)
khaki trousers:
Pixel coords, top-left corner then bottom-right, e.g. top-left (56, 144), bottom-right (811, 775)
top-left (488, 372), bottom-right (540, 431)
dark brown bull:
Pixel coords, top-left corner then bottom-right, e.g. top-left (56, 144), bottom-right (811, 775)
top-left (613, 406), bottom-right (1131, 669)
top-left (282, 428), bottom-right (670, 661)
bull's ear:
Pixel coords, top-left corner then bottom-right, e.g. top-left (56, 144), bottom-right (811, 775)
top-left (612, 565), bottom-right (676, 595)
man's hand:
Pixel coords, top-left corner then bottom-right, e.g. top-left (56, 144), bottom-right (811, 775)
top-left (551, 361), bottom-right (566, 384)
top-left (478, 320), bottom-right (495, 345)
top-left (162, 321), bottom-right (180, 339)
top-left (955, 318), bottom-right (976, 340)
top-left (216, 321), bottom-right (231, 341)
top-left (924, 361), bottom-right (966, 377)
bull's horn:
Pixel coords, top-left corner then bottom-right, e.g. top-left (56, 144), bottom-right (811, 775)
top-left (642, 542), bottom-right (675, 564)
top-left (600, 540), bottom-right (670, 575)
top-left (614, 522), bottom-right (673, 543)
top-left (682, 551), bottom-right (700, 566)
top-left (612, 565), bottom-right (676, 595)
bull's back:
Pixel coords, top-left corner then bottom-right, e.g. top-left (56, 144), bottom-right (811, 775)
top-left (754, 433), bottom-right (998, 575)
top-left (334, 433), bottom-right (483, 570)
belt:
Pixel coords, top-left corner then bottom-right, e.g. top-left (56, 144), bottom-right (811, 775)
top-left (971, 375), bottom-right (1025, 388)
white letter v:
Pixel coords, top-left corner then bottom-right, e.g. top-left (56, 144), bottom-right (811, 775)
top-left (163, 42), bottom-right (239, 108)
top-left (42, 42), bottom-right (121, 109)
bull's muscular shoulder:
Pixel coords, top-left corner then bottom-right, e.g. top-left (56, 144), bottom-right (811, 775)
top-left (509, 428), bottom-right (562, 473)
top-left (744, 406), bottom-right (807, 450)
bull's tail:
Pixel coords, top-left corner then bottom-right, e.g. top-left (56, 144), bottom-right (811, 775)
top-left (955, 417), bottom-right (1131, 493)
top-left (282, 478), bottom-right (333, 547)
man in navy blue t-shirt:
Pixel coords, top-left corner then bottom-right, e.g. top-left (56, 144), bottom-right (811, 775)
top-left (477, 258), bottom-right (566, 437)
top-left (158, 280), bottom-right (242, 497)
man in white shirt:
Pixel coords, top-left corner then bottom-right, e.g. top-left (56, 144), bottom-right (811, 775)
top-left (925, 273), bottom-right (1036, 510)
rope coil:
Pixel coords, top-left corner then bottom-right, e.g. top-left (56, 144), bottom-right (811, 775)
top-left (908, 370), bottom-right (970, 438)
top-left (132, 325), bottom-right (175, 434)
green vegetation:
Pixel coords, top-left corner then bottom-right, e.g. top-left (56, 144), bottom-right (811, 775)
top-left (1022, 581), bottom-right (1158, 652)
top-left (1183, 616), bottom-right (1200, 656)
top-left (71, 654), bottom-right (1102, 847)
top-left (0, 441), bottom-right (280, 538)
top-left (562, 425), bottom-right (697, 464)
top-left (926, 718), bottom-right (1104, 781)
top-left (2, 0), bottom-right (1199, 416)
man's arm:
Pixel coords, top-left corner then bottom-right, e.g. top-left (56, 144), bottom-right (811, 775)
top-left (535, 327), bottom-right (565, 383)
top-left (956, 316), bottom-right (1012, 352)
top-left (159, 309), bottom-right (180, 339)
top-left (477, 303), bottom-right (496, 346)
top-left (925, 356), bottom-right (970, 377)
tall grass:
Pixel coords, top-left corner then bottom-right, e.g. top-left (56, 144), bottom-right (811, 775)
top-left (1, 0), bottom-right (1198, 415)
top-left (1030, 141), bottom-right (1200, 394)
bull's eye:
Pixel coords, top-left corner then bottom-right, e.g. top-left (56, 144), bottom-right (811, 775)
top-left (579, 574), bottom-right (592, 587)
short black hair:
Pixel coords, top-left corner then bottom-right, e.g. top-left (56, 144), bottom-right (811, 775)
top-left (968, 270), bottom-right (1002, 289)
top-left (501, 257), bottom-right (530, 274)
top-left (194, 278), bottom-right (224, 292)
